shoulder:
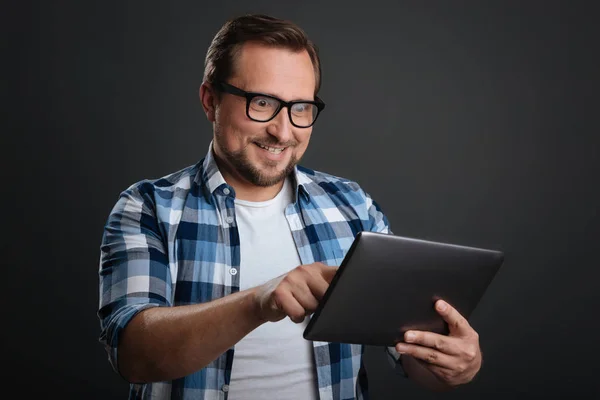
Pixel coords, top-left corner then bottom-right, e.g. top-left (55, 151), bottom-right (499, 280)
top-left (297, 165), bottom-right (391, 233)
top-left (296, 165), bottom-right (370, 206)
top-left (119, 162), bottom-right (200, 207)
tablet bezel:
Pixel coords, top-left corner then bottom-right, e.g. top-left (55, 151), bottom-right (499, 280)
top-left (303, 231), bottom-right (504, 346)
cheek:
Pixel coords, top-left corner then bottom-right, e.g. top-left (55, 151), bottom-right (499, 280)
top-left (295, 130), bottom-right (312, 150)
top-left (216, 106), bottom-right (259, 145)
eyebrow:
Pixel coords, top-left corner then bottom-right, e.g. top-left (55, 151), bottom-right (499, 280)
top-left (246, 87), bottom-right (314, 102)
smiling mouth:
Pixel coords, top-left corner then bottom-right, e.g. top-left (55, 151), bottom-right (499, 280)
top-left (255, 142), bottom-right (287, 155)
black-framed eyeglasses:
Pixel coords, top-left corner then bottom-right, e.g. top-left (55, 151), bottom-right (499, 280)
top-left (214, 81), bottom-right (325, 128)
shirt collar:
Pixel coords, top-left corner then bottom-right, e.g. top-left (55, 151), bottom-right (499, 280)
top-left (196, 141), bottom-right (311, 203)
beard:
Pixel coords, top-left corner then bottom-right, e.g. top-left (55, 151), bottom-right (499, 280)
top-left (214, 129), bottom-right (300, 187)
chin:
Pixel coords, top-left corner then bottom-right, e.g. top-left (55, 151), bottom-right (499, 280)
top-left (252, 168), bottom-right (292, 187)
top-left (242, 158), bottom-right (296, 187)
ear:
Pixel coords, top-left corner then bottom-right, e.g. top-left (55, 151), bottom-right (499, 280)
top-left (200, 82), bottom-right (217, 122)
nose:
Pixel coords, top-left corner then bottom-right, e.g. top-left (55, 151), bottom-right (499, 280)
top-left (266, 107), bottom-right (294, 143)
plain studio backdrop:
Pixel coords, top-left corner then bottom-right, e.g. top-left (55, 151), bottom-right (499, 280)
top-left (3, 1), bottom-right (599, 399)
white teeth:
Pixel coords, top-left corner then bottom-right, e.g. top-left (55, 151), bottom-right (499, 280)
top-left (257, 143), bottom-right (285, 154)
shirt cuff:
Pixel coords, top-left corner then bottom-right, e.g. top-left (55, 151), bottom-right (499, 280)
top-left (102, 303), bottom-right (163, 378)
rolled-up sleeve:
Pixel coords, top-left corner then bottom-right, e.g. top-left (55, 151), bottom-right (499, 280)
top-left (97, 183), bottom-right (172, 374)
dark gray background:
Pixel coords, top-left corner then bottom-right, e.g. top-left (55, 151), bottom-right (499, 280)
top-left (4, 0), bottom-right (599, 398)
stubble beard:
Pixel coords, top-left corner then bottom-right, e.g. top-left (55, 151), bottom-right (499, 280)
top-left (214, 131), bottom-right (299, 188)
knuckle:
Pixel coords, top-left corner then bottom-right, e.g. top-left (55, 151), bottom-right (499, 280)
top-left (448, 368), bottom-right (460, 379)
top-left (440, 369), bottom-right (454, 382)
top-left (272, 287), bottom-right (286, 301)
top-left (452, 318), bottom-right (464, 331)
top-left (297, 264), bottom-right (310, 273)
top-left (283, 271), bottom-right (301, 286)
top-left (427, 351), bottom-right (438, 363)
top-left (434, 338), bottom-right (445, 352)
top-left (465, 345), bottom-right (478, 361)
top-left (456, 363), bottom-right (468, 375)
top-left (296, 264), bottom-right (314, 279)
top-left (281, 274), bottom-right (293, 285)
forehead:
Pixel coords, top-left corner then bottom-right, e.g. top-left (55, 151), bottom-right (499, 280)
top-left (230, 42), bottom-right (316, 100)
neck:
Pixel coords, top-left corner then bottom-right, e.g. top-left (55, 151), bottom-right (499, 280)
top-left (213, 156), bottom-right (286, 202)
top-left (229, 175), bottom-right (286, 202)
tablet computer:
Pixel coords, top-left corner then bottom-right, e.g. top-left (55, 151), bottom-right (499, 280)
top-left (303, 231), bottom-right (504, 346)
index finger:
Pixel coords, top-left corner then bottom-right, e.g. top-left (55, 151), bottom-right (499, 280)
top-left (319, 264), bottom-right (339, 283)
top-left (403, 330), bottom-right (462, 356)
top-left (435, 300), bottom-right (473, 337)
top-left (306, 263), bottom-right (337, 299)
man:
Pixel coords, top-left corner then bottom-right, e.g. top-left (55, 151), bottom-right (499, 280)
top-left (98, 14), bottom-right (482, 399)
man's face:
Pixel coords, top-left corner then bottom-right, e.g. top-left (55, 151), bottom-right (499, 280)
top-left (211, 42), bottom-right (317, 187)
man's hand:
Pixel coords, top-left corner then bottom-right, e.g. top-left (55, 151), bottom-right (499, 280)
top-left (395, 300), bottom-right (482, 389)
top-left (253, 262), bottom-right (338, 324)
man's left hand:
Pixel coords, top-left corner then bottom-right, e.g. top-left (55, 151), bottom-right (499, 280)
top-left (394, 299), bottom-right (482, 388)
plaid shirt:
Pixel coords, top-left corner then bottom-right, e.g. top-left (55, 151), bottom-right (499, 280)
top-left (98, 143), bottom-right (399, 400)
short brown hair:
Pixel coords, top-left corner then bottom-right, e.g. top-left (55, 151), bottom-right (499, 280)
top-left (203, 14), bottom-right (322, 96)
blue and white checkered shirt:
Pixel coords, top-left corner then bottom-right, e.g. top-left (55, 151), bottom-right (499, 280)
top-left (98, 143), bottom-right (399, 399)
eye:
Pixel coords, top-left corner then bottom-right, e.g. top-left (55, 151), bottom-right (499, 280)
top-left (250, 96), bottom-right (275, 110)
top-left (291, 103), bottom-right (313, 114)
top-left (292, 103), bottom-right (306, 112)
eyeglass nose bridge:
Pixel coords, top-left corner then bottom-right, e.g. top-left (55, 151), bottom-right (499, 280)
top-left (270, 102), bottom-right (293, 125)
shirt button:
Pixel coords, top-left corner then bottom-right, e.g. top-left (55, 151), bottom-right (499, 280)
top-left (221, 384), bottom-right (229, 392)
top-left (225, 216), bottom-right (234, 224)
top-left (223, 188), bottom-right (230, 195)
top-left (229, 268), bottom-right (238, 276)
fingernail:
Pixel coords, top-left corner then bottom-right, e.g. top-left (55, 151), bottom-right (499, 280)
top-left (437, 301), bottom-right (447, 311)
top-left (395, 344), bottom-right (407, 353)
top-left (405, 332), bottom-right (415, 342)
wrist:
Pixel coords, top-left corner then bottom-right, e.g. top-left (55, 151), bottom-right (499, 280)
top-left (246, 287), bottom-right (268, 325)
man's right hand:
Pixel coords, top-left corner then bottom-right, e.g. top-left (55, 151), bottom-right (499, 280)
top-left (253, 262), bottom-right (338, 324)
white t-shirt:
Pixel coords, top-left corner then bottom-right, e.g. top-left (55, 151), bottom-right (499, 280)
top-left (227, 177), bottom-right (319, 400)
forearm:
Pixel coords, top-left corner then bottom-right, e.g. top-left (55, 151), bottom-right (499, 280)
top-left (118, 287), bottom-right (265, 383)
top-left (402, 355), bottom-right (454, 392)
